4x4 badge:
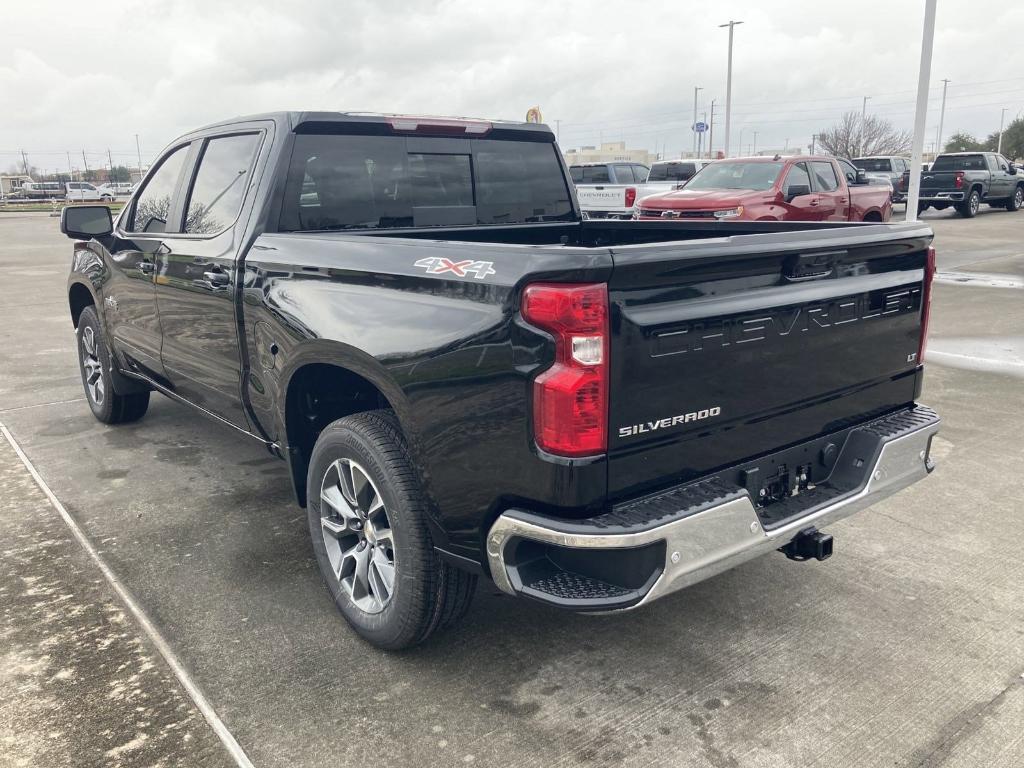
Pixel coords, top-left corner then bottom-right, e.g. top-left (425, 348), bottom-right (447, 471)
top-left (414, 257), bottom-right (495, 279)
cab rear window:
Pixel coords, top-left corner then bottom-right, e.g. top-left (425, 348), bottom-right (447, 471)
top-left (281, 134), bottom-right (575, 230)
top-left (931, 154), bottom-right (986, 171)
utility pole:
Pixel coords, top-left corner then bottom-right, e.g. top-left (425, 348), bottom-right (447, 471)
top-left (907, 0), bottom-right (938, 223)
top-left (810, 134), bottom-right (817, 154)
top-left (936, 78), bottom-right (950, 154)
top-left (859, 96), bottom-right (871, 156)
top-left (692, 86), bottom-right (703, 157)
top-left (719, 20), bottom-right (743, 157)
top-left (135, 134), bottom-right (143, 180)
top-left (20, 150), bottom-right (30, 176)
top-left (752, 130), bottom-right (759, 155)
top-left (555, 120), bottom-right (561, 144)
top-left (82, 150), bottom-right (90, 178)
top-left (708, 100), bottom-right (716, 159)
top-left (107, 148), bottom-right (114, 180)
top-left (67, 152), bottom-right (74, 181)
top-left (997, 107), bottom-right (1008, 155)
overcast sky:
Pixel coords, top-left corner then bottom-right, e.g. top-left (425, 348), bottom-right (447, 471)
top-left (3, 0), bottom-right (1024, 174)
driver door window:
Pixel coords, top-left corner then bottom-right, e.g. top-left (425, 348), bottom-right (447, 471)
top-left (783, 163), bottom-right (811, 196)
top-left (127, 145), bottom-right (190, 233)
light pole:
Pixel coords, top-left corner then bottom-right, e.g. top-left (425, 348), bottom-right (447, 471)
top-left (719, 20), bottom-right (743, 158)
top-left (738, 127), bottom-right (746, 157)
top-left (692, 86), bottom-right (703, 157)
top-left (708, 100), bottom-right (716, 159)
top-left (936, 78), bottom-right (950, 154)
top-left (907, 0), bottom-right (938, 223)
top-left (752, 130), bottom-right (759, 155)
top-left (859, 96), bottom-right (871, 156)
top-left (135, 134), bottom-right (143, 181)
top-left (997, 107), bottom-right (1008, 155)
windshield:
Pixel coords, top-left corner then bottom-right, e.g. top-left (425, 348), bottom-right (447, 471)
top-left (683, 161), bottom-right (784, 191)
top-left (281, 133), bottom-right (575, 230)
top-left (852, 158), bottom-right (893, 172)
top-left (647, 162), bottom-right (697, 182)
top-left (931, 154), bottom-right (986, 171)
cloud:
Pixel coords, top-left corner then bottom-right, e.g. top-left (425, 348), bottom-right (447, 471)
top-left (3, 0), bottom-right (1024, 174)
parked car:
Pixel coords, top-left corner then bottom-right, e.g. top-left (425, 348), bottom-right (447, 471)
top-left (570, 161), bottom-right (650, 219)
top-left (65, 181), bottom-right (114, 202)
top-left (637, 156), bottom-right (892, 222)
top-left (99, 182), bottom-right (135, 197)
top-left (20, 181), bottom-right (67, 199)
top-left (914, 151), bottom-right (1023, 217)
top-left (851, 156), bottom-right (911, 203)
top-left (60, 111), bottom-right (939, 649)
top-left (638, 159), bottom-right (713, 199)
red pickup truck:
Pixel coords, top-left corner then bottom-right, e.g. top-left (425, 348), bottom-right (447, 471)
top-left (637, 156), bottom-right (892, 223)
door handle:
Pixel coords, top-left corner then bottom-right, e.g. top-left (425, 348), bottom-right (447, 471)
top-left (808, 199), bottom-right (819, 206)
top-left (139, 260), bottom-right (154, 274)
top-left (203, 270), bottom-right (230, 286)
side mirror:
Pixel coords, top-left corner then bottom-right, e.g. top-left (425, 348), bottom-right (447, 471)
top-left (60, 205), bottom-right (113, 240)
top-left (855, 169), bottom-right (869, 184)
top-left (784, 184), bottom-right (811, 202)
top-left (1009, 163), bottom-right (1018, 175)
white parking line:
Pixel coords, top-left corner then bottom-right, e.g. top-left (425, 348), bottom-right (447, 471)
top-left (0, 423), bottom-right (257, 768)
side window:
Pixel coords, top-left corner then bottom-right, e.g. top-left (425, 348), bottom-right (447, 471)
top-left (613, 165), bottom-right (635, 183)
top-left (986, 155), bottom-right (1000, 172)
top-left (811, 161), bottom-right (840, 192)
top-left (838, 159), bottom-right (859, 184)
top-left (128, 145), bottom-right (190, 234)
top-left (784, 163), bottom-right (811, 194)
top-left (570, 167), bottom-right (583, 184)
top-left (997, 155), bottom-right (1010, 171)
top-left (184, 133), bottom-right (261, 235)
top-left (633, 165), bottom-right (650, 182)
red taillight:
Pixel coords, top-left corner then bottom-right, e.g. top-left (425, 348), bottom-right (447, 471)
top-left (625, 187), bottom-right (637, 208)
top-left (521, 283), bottom-right (609, 457)
top-left (954, 171), bottom-right (964, 189)
top-left (919, 245), bottom-right (936, 363)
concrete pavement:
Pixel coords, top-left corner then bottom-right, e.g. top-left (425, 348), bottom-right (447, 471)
top-left (1, 209), bottom-right (1022, 767)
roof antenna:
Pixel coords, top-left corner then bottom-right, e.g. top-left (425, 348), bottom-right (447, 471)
top-left (773, 154), bottom-right (782, 161)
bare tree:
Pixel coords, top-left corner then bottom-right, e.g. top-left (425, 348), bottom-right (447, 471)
top-left (817, 111), bottom-right (912, 158)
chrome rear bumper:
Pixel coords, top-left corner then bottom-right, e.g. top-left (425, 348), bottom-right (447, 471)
top-left (486, 409), bottom-right (939, 610)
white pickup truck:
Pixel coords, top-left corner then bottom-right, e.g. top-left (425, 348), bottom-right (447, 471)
top-left (569, 162), bottom-right (650, 219)
top-left (639, 159), bottom-right (713, 201)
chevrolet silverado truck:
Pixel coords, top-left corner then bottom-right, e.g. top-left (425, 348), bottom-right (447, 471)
top-left (570, 161), bottom-right (650, 219)
top-left (637, 156), bottom-right (892, 222)
top-left (61, 112), bottom-right (940, 650)
top-left (915, 151), bottom-right (1023, 217)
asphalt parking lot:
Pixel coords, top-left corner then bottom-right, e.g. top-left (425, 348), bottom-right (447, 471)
top-left (1, 208), bottom-right (1022, 768)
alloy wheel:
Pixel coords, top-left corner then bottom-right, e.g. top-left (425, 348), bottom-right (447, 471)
top-left (1015, 189), bottom-right (1022, 209)
top-left (81, 326), bottom-right (105, 405)
top-left (319, 458), bottom-right (396, 614)
top-left (971, 194), bottom-right (980, 215)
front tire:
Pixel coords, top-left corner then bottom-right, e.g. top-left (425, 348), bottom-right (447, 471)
top-left (1006, 186), bottom-right (1023, 212)
top-left (957, 190), bottom-right (981, 218)
top-left (77, 306), bottom-right (150, 424)
top-left (307, 410), bottom-right (476, 650)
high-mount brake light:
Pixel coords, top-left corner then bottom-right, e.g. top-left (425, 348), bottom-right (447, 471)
top-left (521, 283), bottom-right (609, 457)
top-left (919, 245), bottom-right (936, 364)
top-left (385, 117), bottom-right (492, 136)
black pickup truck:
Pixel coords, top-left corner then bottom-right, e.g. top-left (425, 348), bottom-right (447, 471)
top-left (916, 151), bottom-right (1024, 217)
top-left (61, 111), bottom-right (941, 649)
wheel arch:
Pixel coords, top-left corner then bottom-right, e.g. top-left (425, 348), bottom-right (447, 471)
top-left (68, 280), bottom-right (97, 328)
top-left (278, 346), bottom-right (420, 509)
top-left (862, 209), bottom-right (884, 222)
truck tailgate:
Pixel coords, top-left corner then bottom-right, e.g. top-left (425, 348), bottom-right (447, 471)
top-left (606, 223), bottom-right (932, 499)
top-left (920, 171), bottom-right (962, 193)
top-left (576, 185), bottom-right (630, 211)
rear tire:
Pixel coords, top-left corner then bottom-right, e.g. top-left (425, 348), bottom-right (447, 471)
top-left (956, 190), bottom-right (981, 218)
top-left (306, 410), bottom-right (476, 650)
top-left (1006, 186), bottom-right (1023, 212)
top-left (77, 306), bottom-right (150, 424)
